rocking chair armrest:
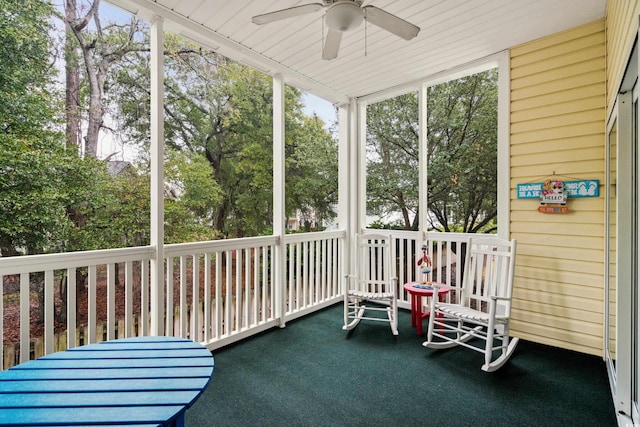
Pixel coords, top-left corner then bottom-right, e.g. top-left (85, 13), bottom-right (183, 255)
top-left (344, 274), bottom-right (357, 286)
top-left (490, 295), bottom-right (512, 301)
top-left (426, 282), bottom-right (453, 311)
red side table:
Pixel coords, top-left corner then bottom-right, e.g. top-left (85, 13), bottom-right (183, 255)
top-left (403, 282), bottom-right (450, 335)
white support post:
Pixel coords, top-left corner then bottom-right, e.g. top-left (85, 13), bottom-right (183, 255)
top-left (150, 16), bottom-right (165, 336)
top-left (418, 83), bottom-right (428, 239)
top-left (273, 74), bottom-right (286, 328)
top-left (356, 99), bottom-right (366, 233)
top-left (337, 103), bottom-right (350, 290)
top-left (497, 51), bottom-right (511, 240)
top-left (337, 103), bottom-right (350, 236)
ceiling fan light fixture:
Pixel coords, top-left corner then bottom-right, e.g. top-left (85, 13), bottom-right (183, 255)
top-left (325, 1), bottom-right (363, 32)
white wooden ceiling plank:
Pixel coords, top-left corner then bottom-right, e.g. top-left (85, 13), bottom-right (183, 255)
top-left (108, 0), bottom-right (607, 101)
top-left (268, 29), bottom-right (324, 63)
top-left (269, 0), bottom-right (430, 70)
top-left (161, 0), bottom-right (207, 18)
top-left (192, 1), bottom-right (247, 28)
top-left (296, 0), bottom-right (604, 98)
top-left (290, 0), bottom-right (471, 75)
top-left (243, 15), bottom-right (323, 55)
top-left (306, 0), bottom-right (553, 96)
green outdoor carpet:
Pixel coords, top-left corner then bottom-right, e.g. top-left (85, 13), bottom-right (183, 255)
top-left (186, 303), bottom-right (616, 427)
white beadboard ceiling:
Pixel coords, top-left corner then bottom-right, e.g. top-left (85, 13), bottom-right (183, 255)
top-left (108, 0), bottom-right (606, 104)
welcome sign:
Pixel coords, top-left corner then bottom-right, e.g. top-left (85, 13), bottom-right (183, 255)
top-left (517, 180), bottom-right (599, 199)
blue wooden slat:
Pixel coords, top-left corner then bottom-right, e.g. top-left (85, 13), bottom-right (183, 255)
top-left (42, 349), bottom-right (211, 359)
top-left (0, 406), bottom-right (184, 425)
top-left (0, 366), bottom-right (212, 380)
top-left (0, 390), bottom-right (200, 408)
top-left (0, 377), bottom-right (211, 393)
top-left (10, 356), bottom-right (214, 369)
top-left (100, 336), bottom-right (191, 343)
top-left (69, 340), bottom-right (204, 351)
top-left (0, 366), bottom-right (211, 382)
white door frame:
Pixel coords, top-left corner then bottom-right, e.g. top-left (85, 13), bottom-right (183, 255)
top-left (606, 38), bottom-right (638, 424)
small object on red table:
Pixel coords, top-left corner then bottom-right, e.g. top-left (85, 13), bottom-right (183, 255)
top-left (403, 281), bottom-right (450, 335)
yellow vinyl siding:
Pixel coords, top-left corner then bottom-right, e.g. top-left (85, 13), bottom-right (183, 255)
top-left (511, 96), bottom-right (604, 124)
top-left (606, 0), bottom-right (640, 111)
top-left (511, 109), bottom-right (604, 134)
top-left (510, 146), bottom-right (604, 167)
top-left (515, 242), bottom-right (603, 264)
top-left (511, 209), bottom-right (605, 225)
top-left (512, 159), bottom-right (604, 178)
top-left (510, 134), bottom-right (603, 156)
top-left (510, 317), bottom-right (603, 353)
top-left (512, 83), bottom-right (604, 112)
top-left (510, 19), bottom-right (606, 356)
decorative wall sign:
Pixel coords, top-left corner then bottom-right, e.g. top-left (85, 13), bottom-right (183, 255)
top-left (517, 179), bottom-right (599, 199)
top-left (538, 205), bottom-right (569, 214)
top-left (538, 179), bottom-right (569, 213)
top-left (517, 177), bottom-right (599, 214)
top-left (539, 179), bottom-right (567, 205)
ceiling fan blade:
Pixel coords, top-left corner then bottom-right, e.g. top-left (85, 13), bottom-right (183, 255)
top-left (322, 29), bottom-right (342, 60)
top-left (363, 5), bottom-right (420, 40)
top-left (252, 3), bottom-right (324, 25)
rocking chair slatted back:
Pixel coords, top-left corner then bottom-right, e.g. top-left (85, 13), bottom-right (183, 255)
top-left (463, 238), bottom-right (516, 318)
top-left (343, 233), bottom-right (398, 335)
top-left (423, 236), bottom-right (518, 372)
top-left (356, 234), bottom-right (394, 294)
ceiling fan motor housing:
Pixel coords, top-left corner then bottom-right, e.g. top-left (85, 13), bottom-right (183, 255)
top-left (325, 1), bottom-right (364, 32)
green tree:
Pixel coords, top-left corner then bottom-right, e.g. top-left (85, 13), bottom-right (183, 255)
top-left (286, 114), bottom-right (338, 230)
top-left (0, 0), bottom-right (62, 256)
top-left (0, 0), bottom-right (150, 254)
top-left (62, 0), bottom-right (148, 157)
top-left (427, 70), bottom-right (498, 233)
top-left (366, 93), bottom-right (419, 230)
top-left (365, 69), bottom-right (498, 233)
top-left (113, 34), bottom-right (337, 238)
top-left (164, 150), bottom-right (223, 243)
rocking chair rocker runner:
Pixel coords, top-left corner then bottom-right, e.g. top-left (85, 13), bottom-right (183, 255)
top-left (423, 236), bottom-right (518, 372)
top-left (343, 233), bottom-right (398, 335)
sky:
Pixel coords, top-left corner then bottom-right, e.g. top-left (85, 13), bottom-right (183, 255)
top-left (302, 93), bottom-right (337, 130)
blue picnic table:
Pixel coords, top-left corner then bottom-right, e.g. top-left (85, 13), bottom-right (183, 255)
top-left (0, 336), bottom-right (214, 426)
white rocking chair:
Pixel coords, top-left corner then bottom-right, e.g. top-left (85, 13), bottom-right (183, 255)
top-left (343, 233), bottom-right (398, 335)
top-left (423, 236), bottom-right (518, 372)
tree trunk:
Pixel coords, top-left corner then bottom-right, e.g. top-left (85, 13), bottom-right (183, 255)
top-left (0, 237), bottom-right (19, 257)
top-left (79, 43), bottom-right (105, 158)
top-left (56, 273), bottom-right (68, 325)
top-left (64, 0), bottom-right (81, 149)
top-left (65, 0), bottom-right (102, 158)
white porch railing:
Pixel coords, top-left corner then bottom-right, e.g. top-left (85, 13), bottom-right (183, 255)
top-left (0, 229), bottom-right (472, 370)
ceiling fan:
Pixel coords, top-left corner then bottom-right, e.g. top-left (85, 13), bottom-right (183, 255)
top-left (252, 1), bottom-right (420, 60)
